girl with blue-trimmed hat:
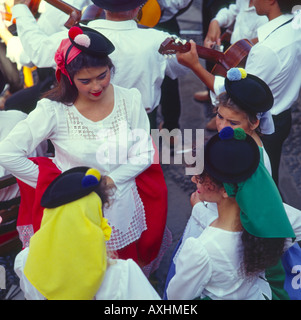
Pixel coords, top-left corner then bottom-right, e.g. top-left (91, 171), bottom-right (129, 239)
top-left (14, 167), bottom-right (161, 300)
top-left (214, 67), bottom-right (275, 173)
top-left (165, 127), bottom-right (296, 300)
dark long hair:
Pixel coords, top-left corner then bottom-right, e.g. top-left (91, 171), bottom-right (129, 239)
top-left (94, 176), bottom-right (116, 210)
top-left (195, 169), bottom-right (285, 276)
top-left (241, 230), bottom-right (285, 276)
top-left (43, 51), bottom-right (114, 105)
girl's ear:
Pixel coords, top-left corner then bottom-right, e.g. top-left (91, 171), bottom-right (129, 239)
top-left (221, 187), bottom-right (229, 199)
top-left (250, 118), bottom-right (260, 131)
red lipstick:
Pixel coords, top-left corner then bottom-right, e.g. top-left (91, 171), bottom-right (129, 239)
top-left (91, 91), bottom-right (102, 97)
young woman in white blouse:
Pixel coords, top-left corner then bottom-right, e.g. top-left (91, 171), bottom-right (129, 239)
top-left (0, 26), bottom-right (170, 276)
top-left (166, 127), bottom-right (295, 300)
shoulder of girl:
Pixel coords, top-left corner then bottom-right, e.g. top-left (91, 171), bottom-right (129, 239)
top-left (36, 98), bottom-right (63, 109)
top-left (32, 98), bottom-right (63, 119)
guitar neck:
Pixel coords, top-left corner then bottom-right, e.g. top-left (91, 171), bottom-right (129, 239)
top-left (195, 44), bottom-right (224, 64)
top-left (44, 0), bottom-right (81, 28)
top-left (28, 0), bottom-right (42, 15)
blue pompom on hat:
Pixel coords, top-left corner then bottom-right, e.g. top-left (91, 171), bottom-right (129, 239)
top-left (219, 126), bottom-right (234, 140)
top-left (227, 68), bottom-right (243, 81)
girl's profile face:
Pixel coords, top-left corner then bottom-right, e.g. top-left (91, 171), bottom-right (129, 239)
top-left (73, 66), bottom-right (111, 102)
top-left (216, 106), bottom-right (256, 135)
top-left (191, 174), bottom-right (223, 203)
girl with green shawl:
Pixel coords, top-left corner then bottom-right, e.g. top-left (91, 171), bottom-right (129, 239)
top-left (166, 127), bottom-right (295, 300)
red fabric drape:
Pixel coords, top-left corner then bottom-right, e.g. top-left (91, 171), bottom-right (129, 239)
top-left (16, 149), bottom-right (168, 267)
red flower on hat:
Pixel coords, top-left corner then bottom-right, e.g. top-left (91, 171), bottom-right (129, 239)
top-left (68, 26), bottom-right (83, 40)
top-left (69, 26), bottom-right (91, 48)
top-left (54, 48), bottom-right (67, 77)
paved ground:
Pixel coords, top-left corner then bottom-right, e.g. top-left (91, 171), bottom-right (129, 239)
top-left (1, 0), bottom-right (301, 300)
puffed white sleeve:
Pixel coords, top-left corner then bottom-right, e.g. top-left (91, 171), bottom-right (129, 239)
top-left (108, 88), bottom-right (154, 187)
top-left (180, 202), bottom-right (218, 249)
top-left (0, 99), bottom-right (58, 188)
top-left (14, 248), bottom-right (45, 300)
top-left (95, 259), bottom-right (161, 300)
top-left (166, 237), bottom-right (212, 300)
top-left (118, 259), bottom-right (161, 300)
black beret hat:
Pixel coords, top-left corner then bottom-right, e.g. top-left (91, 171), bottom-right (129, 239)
top-left (204, 127), bottom-right (260, 184)
top-left (68, 26), bottom-right (115, 56)
top-left (41, 167), bottom-right (102, 209)
top-left (224, 68), bottom-right (274, 113)
top-left (91, 0), bottom-right (146, 12)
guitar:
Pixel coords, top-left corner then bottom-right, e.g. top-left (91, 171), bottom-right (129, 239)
top-left (1, 0), bottom-right (81, 28)
top-left (158, 37), bottom-right (253, 77)
top-left (44, 0), bottom-right (81, 28)
top-left (136, 0), bottom-right (161, 28)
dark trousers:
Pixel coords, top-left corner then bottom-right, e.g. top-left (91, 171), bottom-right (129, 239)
top-left (148, 107), bottom-right (157, 131)
top-left (261, 109), bottom-right (292, 186)
top-left (160, 75), bottom-right (181, 131)
top-left (156, 17), bottom-right (181, 131)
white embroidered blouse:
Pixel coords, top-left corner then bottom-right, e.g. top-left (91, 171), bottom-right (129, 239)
top-left (0, 85), bottom-right (154, 251)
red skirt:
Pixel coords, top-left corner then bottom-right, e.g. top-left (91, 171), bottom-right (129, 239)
top-left (16, 154), bottom-right (169, 269)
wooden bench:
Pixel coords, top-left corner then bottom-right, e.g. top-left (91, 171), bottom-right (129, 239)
top-left (0, 174), bottom-right (22, 256)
